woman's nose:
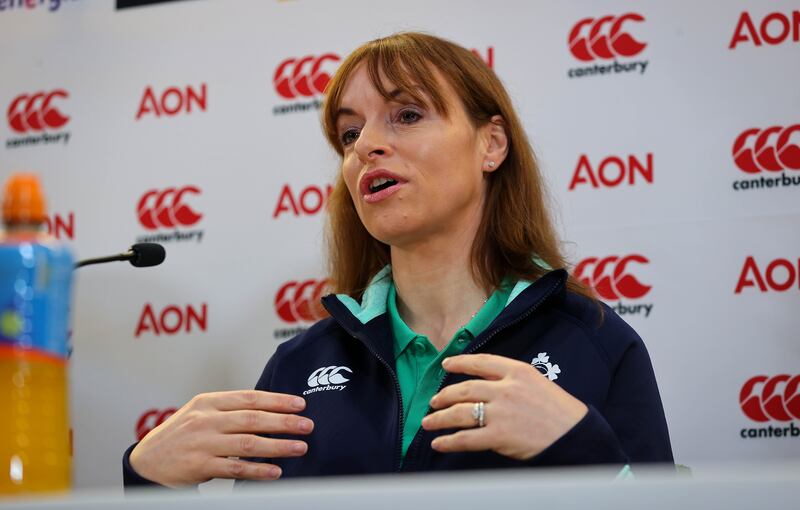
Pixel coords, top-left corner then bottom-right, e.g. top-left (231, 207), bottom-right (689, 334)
top-left (354, 122), bottom-right (391, 162)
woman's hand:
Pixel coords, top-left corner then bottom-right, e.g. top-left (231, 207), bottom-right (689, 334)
top-left (421, 354), bottom-right (587, 461)
top-left (129, 390), bottom-right (314, 487)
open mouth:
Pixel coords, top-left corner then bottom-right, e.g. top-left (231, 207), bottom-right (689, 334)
top-left (368, 177), bottom-right (398, 194)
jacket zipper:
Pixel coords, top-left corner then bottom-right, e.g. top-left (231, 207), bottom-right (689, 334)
top-left (320, 304), bottom-right (406, 472)
top-left (404, 276), bottom-right (564, 468)
top-left (364, 343), bottom-right (405, 472)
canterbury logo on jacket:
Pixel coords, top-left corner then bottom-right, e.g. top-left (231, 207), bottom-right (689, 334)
top-left (123, 269), bottom-right (673, 487)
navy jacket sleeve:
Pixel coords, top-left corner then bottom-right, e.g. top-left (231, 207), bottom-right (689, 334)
top-left (528, 405), bottom-right (629, 467)
top-left (122, 442), bottom-right (163, 489)
top-left (598, 335), bottom-right (674, 464)
top-left (528, 307), bottom-right (673, 467)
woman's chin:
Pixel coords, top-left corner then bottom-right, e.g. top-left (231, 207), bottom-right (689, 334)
top-left (364, 220), bottom-right (427, 249)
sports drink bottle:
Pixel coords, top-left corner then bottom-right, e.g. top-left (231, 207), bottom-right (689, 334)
top-left (0, 174), bottom-right (73, 494)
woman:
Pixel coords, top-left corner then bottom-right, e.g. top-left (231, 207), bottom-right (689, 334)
top-left (124, 32), bottom-right (673, 488)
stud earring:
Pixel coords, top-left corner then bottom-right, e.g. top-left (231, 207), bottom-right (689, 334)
top-left (487, 161), bottom-right (495, 169)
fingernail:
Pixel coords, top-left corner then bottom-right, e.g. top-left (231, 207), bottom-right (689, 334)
top-left (292, 398), bottom-right (305, 410)
top-left (299, 419), bottom-right (313, 432)
top-left (269, 467), bottom-right (281, 478)
top-left (431, 438), bottom-right (441, 449)
top-left (429, 396), bottom-right (438, 407)
top-left (442, 358), bottom-right (451, 367)
top-left (292, 442), bottom-right (307, 454)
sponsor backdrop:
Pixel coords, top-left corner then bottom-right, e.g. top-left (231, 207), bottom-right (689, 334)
top-left (0, 0), bottom-right (798, 489)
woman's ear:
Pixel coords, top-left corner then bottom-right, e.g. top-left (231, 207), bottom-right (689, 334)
top-left (481, 115), bottom-right (509, 173)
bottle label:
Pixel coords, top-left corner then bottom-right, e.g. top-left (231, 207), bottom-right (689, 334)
top-left (0, 242), bottom-right (73, 361)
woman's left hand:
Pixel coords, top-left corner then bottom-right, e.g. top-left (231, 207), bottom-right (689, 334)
top-left (421, 353), bottom-right (588, 461)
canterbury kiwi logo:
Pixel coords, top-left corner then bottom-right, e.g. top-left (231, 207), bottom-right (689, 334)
top-left (307, 366), bottom-right (351, 387)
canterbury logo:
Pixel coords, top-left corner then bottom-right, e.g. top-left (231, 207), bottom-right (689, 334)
top-left (307, 366), bottom-right (351, 387)
top-left (568, 13), bottom-right (647, 61)
top-left (275, 279), bottom-right (330, 323)
top-left (574, 254), bottom-right (651, 300)
top-left (740, 375), bottom-right (800, 422)
top-left (7, 90), bottom-right (70, 133)
top-left (135, 408), bottom-right (177, 441)
top-left (136, 186), bottom-right (203, 230)
top-left (733, 124), bottom-right (800, 173)
top-left (274, 54), bottom-right (341, 99)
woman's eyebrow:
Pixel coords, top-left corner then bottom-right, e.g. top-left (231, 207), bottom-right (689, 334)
top-left (334, 88), bottom-right (422, 125)
top-left (388, 88), bottom-right (424, 101)
top-left (333, 107), bottom-right (357, 127)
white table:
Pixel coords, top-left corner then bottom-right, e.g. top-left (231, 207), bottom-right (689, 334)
top-left (4, 462), bottom-right (800, 510)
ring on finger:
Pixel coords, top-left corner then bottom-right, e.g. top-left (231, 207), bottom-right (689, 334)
top-left (472, 401), bottom-right (486, 427)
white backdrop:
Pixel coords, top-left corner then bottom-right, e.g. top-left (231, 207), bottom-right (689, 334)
top-left (0, 0), bottom-right (798, 489)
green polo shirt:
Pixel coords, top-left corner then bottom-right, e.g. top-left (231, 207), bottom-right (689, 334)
top-left (387, 283), bottom-right (512, 459)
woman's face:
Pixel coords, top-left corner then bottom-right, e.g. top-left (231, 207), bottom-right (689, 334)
top-left (335, 63), bottom-right (491, 249)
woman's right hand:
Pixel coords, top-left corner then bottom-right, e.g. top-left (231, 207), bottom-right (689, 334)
top-left (129, 390), bottom-right (313, 487)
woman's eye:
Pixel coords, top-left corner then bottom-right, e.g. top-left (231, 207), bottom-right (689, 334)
top-left (398, 109), bottom-right (421, 123)
top-left (340, 128), bottom-right (360, 146)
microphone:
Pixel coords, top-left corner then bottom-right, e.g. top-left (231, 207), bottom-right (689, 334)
top-left (76, 243), bottom-right (166, 269)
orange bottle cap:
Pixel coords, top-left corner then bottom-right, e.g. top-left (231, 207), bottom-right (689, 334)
top-left (2, 173), bottom-right (47, 224)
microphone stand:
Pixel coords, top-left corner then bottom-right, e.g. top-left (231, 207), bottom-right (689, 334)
top-left (74, 243), bottom-right (165, 269)
top-left (75, 252), bottom-right (133, 268)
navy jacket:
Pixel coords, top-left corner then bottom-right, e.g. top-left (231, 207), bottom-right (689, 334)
top-left (123, 269), bottom-right (673, 487)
